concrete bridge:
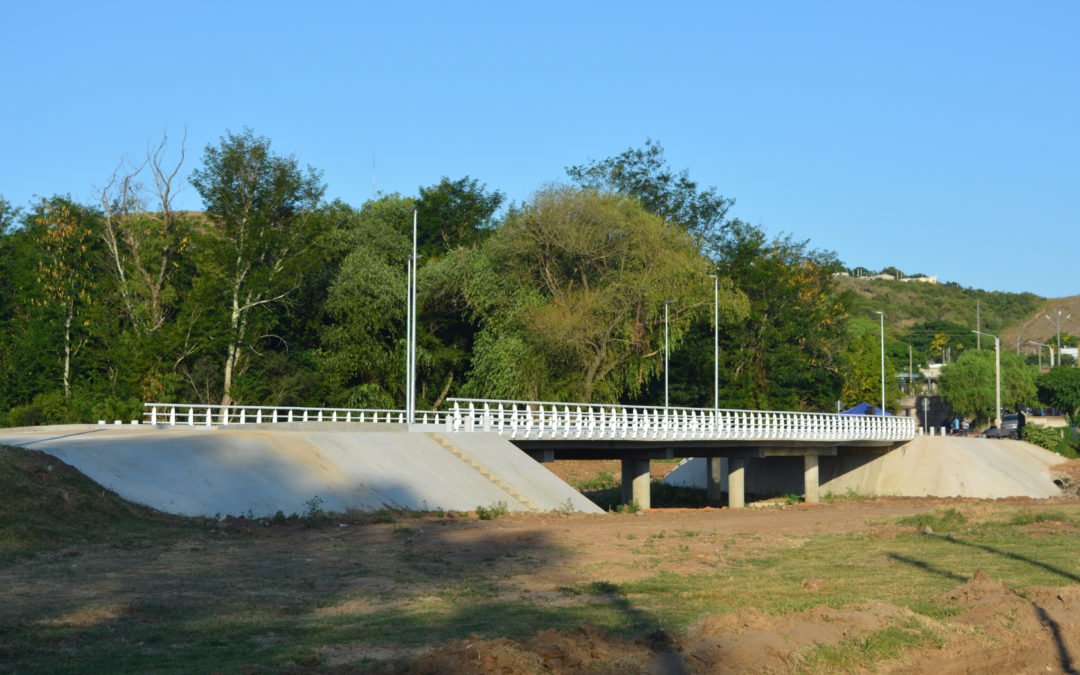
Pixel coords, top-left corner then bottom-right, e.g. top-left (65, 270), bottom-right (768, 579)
top-left (142, 398), bottom-right (917, 509)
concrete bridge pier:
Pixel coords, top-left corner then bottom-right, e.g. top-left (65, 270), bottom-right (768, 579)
top-left (621, 458), bottom-right (651, 509)
top-left (706, 457), bottom-right (724, 503)
top-left (728, 457), bottom-right (745, 508)
top-left (804, 454), bottom-right (820, 504)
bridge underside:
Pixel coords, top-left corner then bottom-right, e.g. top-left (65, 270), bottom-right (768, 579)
top-left (511, 439), bottom-right (900, 509)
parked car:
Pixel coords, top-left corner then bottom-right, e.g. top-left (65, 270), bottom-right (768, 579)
top-left (984, 414), bottom-right (1021, 439)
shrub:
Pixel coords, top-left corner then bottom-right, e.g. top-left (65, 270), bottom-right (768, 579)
top-left (475, 501), bottom-right (509, 520)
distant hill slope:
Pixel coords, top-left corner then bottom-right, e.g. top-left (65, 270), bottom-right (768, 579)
top-left (837, 277), bottom-right (1044, 336)
top-left (1001, 296), bottom-right (1080, 354)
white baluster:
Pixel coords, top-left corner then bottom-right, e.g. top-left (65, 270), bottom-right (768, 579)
top-left (169, 407), bottom-right (176, 425)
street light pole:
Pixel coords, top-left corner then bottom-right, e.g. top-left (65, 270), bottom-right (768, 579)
top-left (707, 274), bottom-right (718, 410)
top-left (875, 311), bottom-right (885, 415)
top-left (973, 330), bottom-right (1001, 427)
top-left (401, 206), bottom-right (419, 424)
top-left (405, 254), bottom-right (413, 422)
top-left (1046, 310), bottom-right (1071, 367)
top-left (411, 207), bottom-right (418, 424)
top-left (664, 300), bottom-right (675, 410)
top-left (1029, 340), bottom-right (1054, 369)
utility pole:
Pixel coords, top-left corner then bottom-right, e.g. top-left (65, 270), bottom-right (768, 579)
top-left (976, 301), bottom-right (981, 350)
top-left (875, 311), bottom-right (885, 415)
top-left (973, 330), bottom-right (1001, 427)
top-left (909, 345), bottom-right (913, 395)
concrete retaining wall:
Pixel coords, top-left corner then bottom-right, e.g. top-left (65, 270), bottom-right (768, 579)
top-left (662, 437), bottom-right (1064, 500)
top-left (0, 425), bottom-right (603, 516)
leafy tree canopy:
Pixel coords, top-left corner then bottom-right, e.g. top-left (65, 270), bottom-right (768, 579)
top-left (939, 349), bottom-right (1037, 421)
top-left (839, 333), bottom-right (902, 412)
top-left (456, 185), bottom-right (741, 402)
top-left (566, 139), bottom-right (734, 254)
top-left (415, 176), bottom-right (504, 259)
top-left (1036, 367), bottom-right (1080, 417)
top-left (709, 221), bottom-right (845, 411)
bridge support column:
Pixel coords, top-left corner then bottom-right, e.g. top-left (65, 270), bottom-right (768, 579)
top-left (728, 458), bottom-right (745, 509)
top-left (804, 454), bottom-right (820, 504)
top-left (706, 457), bottom-right (724, 503)
top-left (621, 459), bottom-right (651, 510)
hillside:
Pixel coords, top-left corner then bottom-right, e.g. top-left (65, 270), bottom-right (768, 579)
top-left (1001, 295), bottom-right (1080, 357)
top-left (837, 276), bottom-right (1044, 336)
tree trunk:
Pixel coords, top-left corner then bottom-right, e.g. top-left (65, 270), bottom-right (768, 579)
top-left (63, 310), bottom-right (72, 398)
top-left (221, 290), bottom-right (242, 407)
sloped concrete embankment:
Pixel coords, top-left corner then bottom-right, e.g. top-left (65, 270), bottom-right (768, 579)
top-left (0, 425), bottom-right (603, 516)
top-left (662, 437), bottom-right (1063, 499)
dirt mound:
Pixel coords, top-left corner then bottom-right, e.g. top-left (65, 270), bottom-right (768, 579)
top-left (377, 604), bottom-right (920, 674)
top-left (0, 444), bottom-right (185, 562)
top-left (378, 625), bottom-right (658, 674)
top-left (376, 571), bottom-right (1080, 674)
top-left (897, 570), bottom-right (1080, 673)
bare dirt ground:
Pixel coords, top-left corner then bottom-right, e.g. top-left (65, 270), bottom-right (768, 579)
top-left (361, 501), bottom-right (1080, 674)
top-left (8, 455), bottom-right (1080, 672)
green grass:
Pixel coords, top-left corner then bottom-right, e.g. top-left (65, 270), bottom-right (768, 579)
top-left (897, 507), bottom-right (967, 532)
top-left (802, 618), bottom-right (945, 672)
top-left (6, 449), bottom-right (1080, 673)
top-left (0, 444), bottom-right (203, 564)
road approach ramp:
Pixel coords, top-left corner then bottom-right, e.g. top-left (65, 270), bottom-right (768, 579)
top-left (662, 436), bottom-right (1064, 499)
top-left (0, 424), bottom-right (603, 517)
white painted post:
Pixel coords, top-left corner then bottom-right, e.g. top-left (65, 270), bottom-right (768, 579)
top-left (169, 407), bottom-right (176, 426)
top-left (239, 408), bottom-right (246, 424)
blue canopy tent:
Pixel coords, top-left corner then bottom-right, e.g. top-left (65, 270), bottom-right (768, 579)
top-left (840, 402), bottom-right (892, 416)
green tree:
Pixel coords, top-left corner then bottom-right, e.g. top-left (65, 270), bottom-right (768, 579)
top-left (566, 139), bottom-right (735, 253)
top-left (415, 177), bottom-right (506, 408)
top-left (416, 176), bottom-right (503, 258)
top-left (940, 349), bottom-right (1037, 421)
top-left (189, 129), bottom-right (326, 406)
top-left (1036, 367), bottom-right (1080, 419)
top-left (454, 186), bottom-right (741, 402)
top-left (711, 222), bottom-right (846, 411)
top-left (839, 333), bottom-right (902, 412)
top-left (318, 196), bottom-right (412, 409)
top-left (29, 198), bottom-right (102, 398)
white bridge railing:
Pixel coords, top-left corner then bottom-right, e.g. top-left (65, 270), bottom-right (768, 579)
top-left (445, 398), bottom-right (917, 443)
top-left (142, 399), bottom-right (916, 443)
top-left (143, 403), bottom-right (449, 427)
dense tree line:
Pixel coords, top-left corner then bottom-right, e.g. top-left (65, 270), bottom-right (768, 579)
top-left (2, 133), bottom-right (1020, 425)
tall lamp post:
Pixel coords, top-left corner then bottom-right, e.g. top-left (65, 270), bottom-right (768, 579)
top-left (1046, 310), bottom-right (1071, 366)
top-left (402, 206), bottom-right (418, 424)
top-left (1029, 340), bottom-right (1054, 369)
top-left (874, 311), bottom-right (885, 415)
top-left (706, 274), bottom-right (719, 410)
top-left (664, 300), bottom-right (675, 410)
top-left (973, 330), bottom-right (1001, 427)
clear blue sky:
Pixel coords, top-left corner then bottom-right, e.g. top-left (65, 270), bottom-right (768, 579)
top-left (3, 1), bottom-right (1076, 297)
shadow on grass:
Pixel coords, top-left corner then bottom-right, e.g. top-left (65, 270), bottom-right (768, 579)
top-left (888, 535), bottom-right (1079, 675)
top-left (933, 533), bottom-right (1080, 585)
top-left (1, 510), bottom-right (679, 673)
top-left (885, 553), bottom-right (967, 583)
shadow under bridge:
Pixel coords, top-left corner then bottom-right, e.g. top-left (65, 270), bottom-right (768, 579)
top-left (443, 398), bottom-right (917, 509)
